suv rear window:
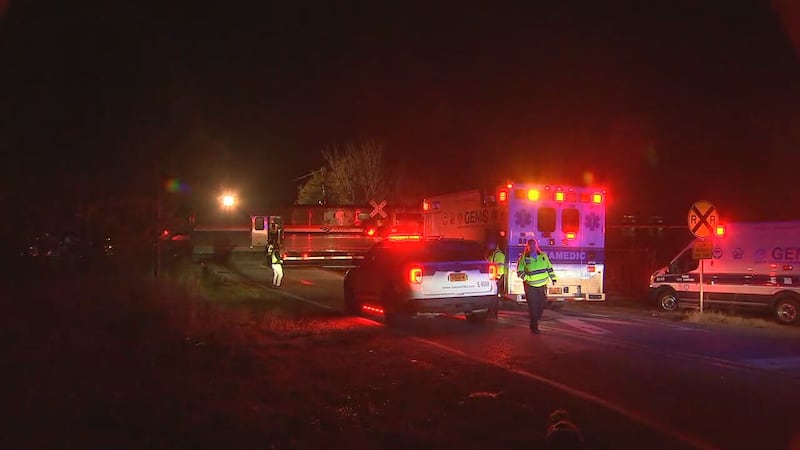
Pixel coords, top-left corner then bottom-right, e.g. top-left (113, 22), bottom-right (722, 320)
top-left (385, 240), bottom-right (485, 262)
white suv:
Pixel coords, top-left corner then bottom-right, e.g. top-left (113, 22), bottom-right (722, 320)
top-left (343, 235), bottom-right (499, 324)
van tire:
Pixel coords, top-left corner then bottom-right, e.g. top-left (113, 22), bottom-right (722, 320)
top-left (657, 288), bottom-right (679, 312)
top-left (773, 294), bottom-right (799, 325)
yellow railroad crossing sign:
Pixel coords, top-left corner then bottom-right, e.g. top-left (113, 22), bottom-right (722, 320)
top-left (688, 200), bottom-right (718, 238)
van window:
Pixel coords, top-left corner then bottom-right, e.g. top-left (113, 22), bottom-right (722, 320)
top-left (538, 208), bottom-right (556, 233)
top-left (254, 216), bottom-right (265, 231)
top-left (670, 248), bottom-right (699, 274)
top-left (562, 208), bottom-right (580, 233)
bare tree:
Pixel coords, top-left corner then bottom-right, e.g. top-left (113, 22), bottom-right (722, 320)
top-left (297, 139), bottom-right (390, 205)
top-left (296, 168), bottom-right (327, 205)
top-left (348, 139), bottom-right (385, 203)
top-left (322, 145), bottom-right (356, 204)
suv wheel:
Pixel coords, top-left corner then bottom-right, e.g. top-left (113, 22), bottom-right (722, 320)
top-left (381, 287), bottom-right (403, 327)
top-left (343, 281), bottom-right (359, 315)
top-left (466, 311), bottom-right (489, 324)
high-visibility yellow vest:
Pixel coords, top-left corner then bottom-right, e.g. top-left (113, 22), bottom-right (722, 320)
top-left (271, 251), bottom-right (283, 265)
top-left (489, 248), bottom-right (506, 275)
top-left (517, 252), bottom-right (556, 287)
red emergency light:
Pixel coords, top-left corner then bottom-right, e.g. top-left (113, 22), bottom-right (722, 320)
top-left (592, 193), bottom-right (603, 204)
top-left (566, 232), bottom-right (576, 240)
top-left (555, 191), bottom-right (565, 202)
top-left (422, 200), bottom-right (430, 211)
top-left (715, 225), bottom-right (726, 237)
top-left (489, 263), bottom-right (499, 280)
top-left (362, 305), bottom-right (384, 315)
top-left (498, 190), bottom-right (508, 202)
top-left (527, 189), bottom-right (540, 201)
top-left (387, 234), bottom-right (422, 241)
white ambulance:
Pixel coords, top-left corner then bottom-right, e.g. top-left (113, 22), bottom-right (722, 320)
top-left (649, 221), bottom-right (800, 325)
top-left (423, 183), bottom-right (607, 303)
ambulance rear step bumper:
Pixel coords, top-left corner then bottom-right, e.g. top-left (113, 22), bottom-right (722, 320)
top-left (505, 293), bottom-right (606, 303)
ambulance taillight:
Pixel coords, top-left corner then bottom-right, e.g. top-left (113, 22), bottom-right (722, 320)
top-left (423, 200), bottom-right (430, 211)
top-left (527, 189), bottom-right (540, 201)
top-left (566, 232), bottom-right (576, 240)
top-left (498, 190), bottom-right (508, 203)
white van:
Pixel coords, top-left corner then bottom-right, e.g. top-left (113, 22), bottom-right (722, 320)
top-left (649, 221), bottom-right (800, 325)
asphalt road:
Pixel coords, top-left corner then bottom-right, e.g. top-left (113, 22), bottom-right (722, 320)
top-left (226, 260), bottom-right (800, 450)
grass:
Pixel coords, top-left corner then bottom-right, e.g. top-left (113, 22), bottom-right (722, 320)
top-left (171, 262), bottom-right (369, 339)
top-left (682, 309), bottom-right (786, 329)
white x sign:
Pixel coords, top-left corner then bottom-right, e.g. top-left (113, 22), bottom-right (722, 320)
top-left (369, 199), bottom-right (387, 218)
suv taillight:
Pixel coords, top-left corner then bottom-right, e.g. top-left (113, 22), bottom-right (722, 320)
top-left (409, 266), bottom-right (423, 284)
top-left (489, 263), bottom-right (499, 280)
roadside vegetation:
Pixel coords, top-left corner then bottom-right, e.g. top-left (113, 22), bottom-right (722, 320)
top-left (5, 262), bottom-right (589, 449)
top-left (682, 309), bottom-right (789, 329)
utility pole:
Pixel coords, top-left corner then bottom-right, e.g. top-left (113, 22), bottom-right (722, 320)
top-left (154, 169), bottom-right (163, 278)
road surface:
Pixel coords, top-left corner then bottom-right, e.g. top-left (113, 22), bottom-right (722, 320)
top-left (222, 259), bottom-right (800, 450)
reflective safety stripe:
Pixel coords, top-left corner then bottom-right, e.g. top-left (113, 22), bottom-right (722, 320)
top-left (524, 268), bottom-right (549, 276)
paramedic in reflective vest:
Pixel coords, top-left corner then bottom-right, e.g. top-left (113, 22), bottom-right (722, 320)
top-left (517, 238), bottom-right (557, 334)
top-left (488, 241), bottom-right (506, 296)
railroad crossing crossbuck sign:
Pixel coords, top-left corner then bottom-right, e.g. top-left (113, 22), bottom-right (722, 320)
top-left (687, 200), bottom-right (719, 238)
top-left (369, 199), bottom-right (387, 219)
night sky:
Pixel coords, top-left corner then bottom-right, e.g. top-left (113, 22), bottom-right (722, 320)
top-left (3, 0), bottom-right (800, 224)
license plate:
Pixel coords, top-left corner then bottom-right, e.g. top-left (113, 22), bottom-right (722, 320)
top-left (449, 272), bottom-right (467, 282)
top-left (549, 287), bottom-right (562, 295)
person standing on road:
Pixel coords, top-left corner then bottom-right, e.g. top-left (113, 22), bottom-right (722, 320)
top-left (487, 240), bottom-right (506, 318)
top-left (488, 240), bottom-right (506, 296)
top-left (270, 244), bottom-right (284, 288)
top-left (517, 238), bottom-right (557, 334)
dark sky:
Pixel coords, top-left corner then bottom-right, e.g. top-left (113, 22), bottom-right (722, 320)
top-left (3, 0), bottom-right (800, 223)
